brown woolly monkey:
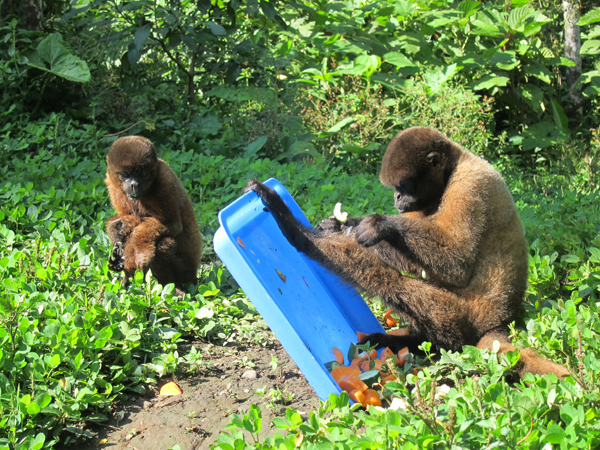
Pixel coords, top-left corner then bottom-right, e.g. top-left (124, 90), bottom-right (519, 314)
top-left (105, 136), bottom-right (202, 292)
top-left (245, 127), bottom-right (569, 379)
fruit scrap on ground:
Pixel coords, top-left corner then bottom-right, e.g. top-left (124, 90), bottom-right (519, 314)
top-left (159, 381), bottom-right (182, 396)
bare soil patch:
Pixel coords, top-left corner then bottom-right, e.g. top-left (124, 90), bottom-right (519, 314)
top-left (61, 341), bottom-right (319, 450)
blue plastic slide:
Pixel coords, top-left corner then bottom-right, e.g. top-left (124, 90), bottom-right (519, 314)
top-left (213, 178), bottom-right (384, 400)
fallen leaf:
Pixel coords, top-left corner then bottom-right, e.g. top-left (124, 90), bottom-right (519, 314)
top-left (237, 237), bottom-right (247, 248)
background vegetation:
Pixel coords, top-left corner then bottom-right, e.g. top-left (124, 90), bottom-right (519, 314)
top-left (1, 0), bottom-right (600, 448)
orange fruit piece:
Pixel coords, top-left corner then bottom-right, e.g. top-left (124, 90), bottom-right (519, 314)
top-left (397, 347), bottom-right (410, 366)
top-left (331, 366), bottom-right (361, 382)
top-left (349, 357), bottom-right (362, 370)
top-left (383, 309), bottom-right (397, 327)
top-left (360, 359), bottom-right (389, 375)
top-left (356, 331), bottom-right (368, 342)
top-left (332, 347), bottom-right (344, 365)
top-left (413, 366), bottom-right (425, 375)
top-left (381, 374), bottom-right (397, 385)
top-left (159, 381), bottom-right (182, 396)
top-left (387, 327), bottom-right (410, 336)
top-left (379, 347), bottom-right (397, 365)
top-left (348, 388), bottom-right (366, 404)
top-left (338, 374), bottom-right (368, 393)
top-left (363, 389), bottom-right (382, 407)
top-left (357, 348), bottom-right (378, 360)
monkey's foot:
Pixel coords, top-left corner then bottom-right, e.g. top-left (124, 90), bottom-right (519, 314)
top-left (108, 241), bottom-right (125, 271)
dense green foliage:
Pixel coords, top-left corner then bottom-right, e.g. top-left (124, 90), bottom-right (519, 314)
top-left (2, 0), bottom-right (600, 448)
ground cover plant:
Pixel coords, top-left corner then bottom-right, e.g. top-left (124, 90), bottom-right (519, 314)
top-left (2, 0), bottom-right (600, 448)
top-left (2, 122), bottom-right (600, 448)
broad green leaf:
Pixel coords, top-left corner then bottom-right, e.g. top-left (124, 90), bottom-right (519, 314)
top-left (581, 39), bottom-right (600, 55)
top-left (518, 83), bottom-right (544, 111)
top-left (471, 12), bottom-right (502, 36)
top-left (470, 74), bottom-right (509, 90)
top-left (259, 0), bottom-right (276, 20)
top-left (134, 24), bottom-right (151, 50)
top-left (511, 0), bottom-right (530, 6)
top-left (508, 6), bottom-right (534, 30)
top-left (27, 401), bottom-right (41, 415)
top-left (457, 1), bottom-right (481, 18)
top-left (551, 99), bottom-right (568, 131)
top-left (544, 424), bottom-right (566, 444)
top-left (341, 143), bottom-right (367, 155)
top-left (36, 394), bottom-right (52, 409)
top-left (27, 34), bottom-right (90, 82)
top-left (206, 21), bottom-right (226, 36)
top-left (490, 51), bottom-right (519, 70)
top-left (578, 7), bottom-right (600, 26)
top-left (423, 64), bottom-right (461, 91)
top-left (245, 136), bottom-right (268, 157)
top-left (351, 54), bottom-right (380, 76)
top-left (50, 354), bottom-right (61, 367)
top-left (323, 117), bottom-right (356, 135)
top-left (31, 433), bottom-right (46, 450)
top-left (383, 51), bottom-right (416, 68)
top-left (524, 63), bottom-right (552, 83)
top-left (127, 46), bottom-right (141, 71)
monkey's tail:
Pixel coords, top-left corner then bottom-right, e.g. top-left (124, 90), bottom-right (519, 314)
top-left (476, 330), bottom-right (569, 379)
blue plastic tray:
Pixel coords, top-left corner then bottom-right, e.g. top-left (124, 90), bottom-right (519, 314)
top-left (213, 178), bottom-right (384, 400)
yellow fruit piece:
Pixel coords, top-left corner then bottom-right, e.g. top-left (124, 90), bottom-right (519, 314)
top-left (159, 381), bottom-right (182, 396)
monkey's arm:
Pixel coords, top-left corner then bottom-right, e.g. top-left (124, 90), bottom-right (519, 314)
top-left (317, 216), bottom-right (365, 234)
top-left (107, 215), bottom-right (142, 243)
top-left (355, 183), bottom-right (488, 288)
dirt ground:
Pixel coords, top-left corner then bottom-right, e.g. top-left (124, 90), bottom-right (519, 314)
top-left (63, 340), bottom-right (320, 450)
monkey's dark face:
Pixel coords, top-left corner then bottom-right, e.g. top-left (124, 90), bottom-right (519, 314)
top-left (117, 168), bottom-right (154, 200)
top-left (380, 128), bottom-right (452, 213)
top-left (392, 154), bottom-right (445, 213)
top-left (107, 136), bottom-right (158, 201)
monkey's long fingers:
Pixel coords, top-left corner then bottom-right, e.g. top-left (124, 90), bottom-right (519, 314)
top-left (359, 332), bottom-right (426, 356)
top-left (245, 179), bottom-right (313, 251)
top-left (108, 256), bottom-right (124, 272)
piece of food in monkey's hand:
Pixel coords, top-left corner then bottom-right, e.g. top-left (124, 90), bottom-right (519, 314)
top-left (333, 202), bottom-right (348, 223)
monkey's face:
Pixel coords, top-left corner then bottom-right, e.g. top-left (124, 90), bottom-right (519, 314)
top-left (380, 128), bottom-right (451, 214)
top-left (117, 168), bottom-right (154, 200)
top-left (107, 136), bottom-right (159, 201)
top-left (392, 153), bottom-right (445, 213)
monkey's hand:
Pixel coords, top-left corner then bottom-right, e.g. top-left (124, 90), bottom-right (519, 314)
top-left (356, 213), bottom-right (386, 247)
top-left (316, 216), bottom-right (343, 233)
top-left (108, 241), bottom-right (125, 272)
top-left (245, 179), bottom-right (313, 252)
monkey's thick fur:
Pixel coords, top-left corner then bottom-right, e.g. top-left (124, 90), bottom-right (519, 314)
top-left (246, 127), bottom-right (568, 378)
top-left (105, 136), bottom-right (202, 290)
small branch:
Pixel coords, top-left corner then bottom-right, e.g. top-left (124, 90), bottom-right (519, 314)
top-left (103, 121), bottom-right (146, 137)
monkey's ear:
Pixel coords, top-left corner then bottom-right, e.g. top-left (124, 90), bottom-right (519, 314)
top-left (426, 152), bottom-right (441, 167)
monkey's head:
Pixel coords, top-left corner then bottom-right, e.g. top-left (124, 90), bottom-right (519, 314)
top-left (107, 136), bottom-right (158, 201)
top-left (380, 127), bottom-right (458, 213)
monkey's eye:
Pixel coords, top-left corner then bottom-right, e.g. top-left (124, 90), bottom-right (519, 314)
top-left (139, 171), bottom-right (149, 178)
top-left (118, 172), bottom-right (129, 181)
